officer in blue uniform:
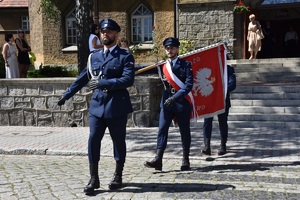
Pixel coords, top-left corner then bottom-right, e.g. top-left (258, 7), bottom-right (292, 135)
top-left (202, 64), bottom-right (236, 156)
top-left (144, 37), bottom-right (193, 171)
top-left (57, 18), bottom-right (135, 195)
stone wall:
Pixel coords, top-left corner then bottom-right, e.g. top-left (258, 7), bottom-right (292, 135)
top-left (178, 1), bottom-right (235, 57)
top-left (0, 76), bottom-right (163, 127)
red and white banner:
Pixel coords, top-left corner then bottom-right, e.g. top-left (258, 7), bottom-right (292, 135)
top-left (163, 44), bottom-right (227, 120)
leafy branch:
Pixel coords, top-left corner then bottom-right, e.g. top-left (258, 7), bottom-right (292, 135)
top-left (38, 0), bottom-right (61, 22)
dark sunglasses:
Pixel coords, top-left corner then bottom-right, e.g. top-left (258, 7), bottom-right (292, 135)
top-left (121, 40), bottom-right (127, 42)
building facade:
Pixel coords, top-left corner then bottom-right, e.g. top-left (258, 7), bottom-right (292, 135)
top-left (26, 0), bottom-right (175, 67)
top-left (0, 0), bottom-right (30, 48)
top-left (1, 0), bottom-right (300, 68)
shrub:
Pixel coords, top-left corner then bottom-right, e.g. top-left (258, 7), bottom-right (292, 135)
top-left (27, 65), bottom-right (78, 78)
top-left (179, 39), bottom-right (195, 55)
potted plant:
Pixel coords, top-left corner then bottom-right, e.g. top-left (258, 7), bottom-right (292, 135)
top-left (233, 1), bottom-right (250, 14)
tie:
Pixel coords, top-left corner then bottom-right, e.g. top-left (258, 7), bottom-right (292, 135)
top-left (104, 49), bottom-right (110, 59)
top-left (170, 61), bottom-right (173, 67)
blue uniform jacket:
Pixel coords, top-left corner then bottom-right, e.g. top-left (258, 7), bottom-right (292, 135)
top-left (161, 58), bottom-right (193, 112)
top-left (62, 45), bottom-right (135, 118)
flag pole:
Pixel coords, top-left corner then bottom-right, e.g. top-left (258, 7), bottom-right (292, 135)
top-left (135, 38), bottom-right (236, 75)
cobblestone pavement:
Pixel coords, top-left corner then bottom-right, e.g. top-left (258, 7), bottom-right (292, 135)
top-left (0, 155), bottom-right (300, 200)
top-left (0, 126), bottom-right (299, 199)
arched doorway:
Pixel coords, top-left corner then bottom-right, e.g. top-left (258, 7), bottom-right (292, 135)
top-left (247, 0), bottom-right (300, 58)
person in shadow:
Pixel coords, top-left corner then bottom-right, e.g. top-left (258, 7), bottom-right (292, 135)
top-left (201, 63), bottom-right (236, 156)
top-left (284, 26), bottom-right (298, 57)
top-left (262, 21), bottom-right (276, 58)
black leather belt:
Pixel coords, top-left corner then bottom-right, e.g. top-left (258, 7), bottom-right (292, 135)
top-left (165, 87), bottom-right (176, 94)
top-left (163, 81), bottom-right (176, 94)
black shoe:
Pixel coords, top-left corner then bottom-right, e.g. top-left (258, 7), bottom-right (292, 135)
top-left (202, 147), bottom-right (211, 155)
top-left (218, 145), bottom-right (227, 155)
top-left (180, 158), bottom-right (191, 171)
top-left (202, 138), bottom-right (211, 155)
top-left (109, 174), bottom-right (122, 190)
top-left (84, 177), bottom-right (100, 195)
top-left (144, 158), bottom-right (162, 170)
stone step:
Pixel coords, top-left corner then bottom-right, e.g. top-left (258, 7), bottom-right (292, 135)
top-left (230, 100), bottom-right (300, 107)
top-left (236, 74), bottom-right (300, 83)
top-left (230, 106), bottom-right (300, 114)
top-left (235, 67), bottom-right (300, 73)
top-left (228, 113), bottom-right (300, 122)
top-left (228, 58), bottom-right (300, 64)
top-left (231, 93), bottom-right (300, 100)
top-left (235, 85), bottom-right (300, 93)
top-left (229, 58), bottom-right (300, 83)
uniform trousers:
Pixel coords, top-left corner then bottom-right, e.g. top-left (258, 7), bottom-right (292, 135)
top-left (203, 105), bottom-right (229, 139)
top-left (88, 113), bottom-right (127, 164)
top-left (157, 106), bottom-right (191, 151)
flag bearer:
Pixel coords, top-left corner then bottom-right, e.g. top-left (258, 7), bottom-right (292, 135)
top-left (144, 37), bottom-right (193, 171)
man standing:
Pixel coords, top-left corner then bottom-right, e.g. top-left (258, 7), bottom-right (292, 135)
top-left (57, 18), bottom-right (135, 195)
top-left (144, 37), bottom-right (193, 171)
top-left (202, 64), bottom-right (236, 156)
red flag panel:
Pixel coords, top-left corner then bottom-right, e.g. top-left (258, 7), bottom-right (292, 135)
top-left (183, 44), bottom-right (226, 119)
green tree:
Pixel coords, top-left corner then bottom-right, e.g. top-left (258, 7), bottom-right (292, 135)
top-left (39, 0), bottom-right (93, 72)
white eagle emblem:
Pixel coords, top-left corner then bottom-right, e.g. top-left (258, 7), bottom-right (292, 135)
top-left (193, 68), bottom-right (215, 97)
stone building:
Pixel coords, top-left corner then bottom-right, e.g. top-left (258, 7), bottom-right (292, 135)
top-left (1, 0), bottom-right (300, 68)
top-left (177, 0), bottom-right (300, 59)
top-left (0, 0), bottom-right (30, 45)
top-left (26, 0), bottom-right (175, 68)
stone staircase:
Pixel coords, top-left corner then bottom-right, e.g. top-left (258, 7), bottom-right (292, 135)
top-left (229, 58), bottom-right (300, 84)
top-left (192, 58), bottom-right (300, 129)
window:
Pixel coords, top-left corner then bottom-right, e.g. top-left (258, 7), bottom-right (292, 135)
top-left (21, 16), bottom-right (30, 30)
top-left (66, 9), bottom-right (77, 45)
top-left (131, 4), bottom-right (153, 43)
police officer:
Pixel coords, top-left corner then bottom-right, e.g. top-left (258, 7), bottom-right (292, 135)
top-left (202, 64), bottom-right (236, 156)
top-left (144, 37), bottom-right (193, 171)
top-left (57, 18), bottom-right (135, 195)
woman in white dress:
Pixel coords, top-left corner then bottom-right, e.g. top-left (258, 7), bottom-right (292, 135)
top-left (89, 24), bottom-right (103, 53)
top-left (247, 14), bottom-right (263, 60)
top-left (2, 33), bottom-right (19, 78)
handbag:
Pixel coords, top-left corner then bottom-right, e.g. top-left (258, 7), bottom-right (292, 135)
top-left (257, 30), bottom-right (264, 40)
top-left (28, 52), bottom-right (36, 66)
top-left (256, 21), bottom-right (264, 40)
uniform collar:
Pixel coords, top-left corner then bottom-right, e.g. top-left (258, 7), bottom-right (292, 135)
top-left (104, 44), bottom-right (117, 53)
top-left (169, 57), bottom-right (179, 66)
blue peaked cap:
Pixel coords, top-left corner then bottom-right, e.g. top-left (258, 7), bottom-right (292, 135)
top-left (163, 37), bottom-right (180, 48)
top-left (99, 18), bottom-right (121, 32)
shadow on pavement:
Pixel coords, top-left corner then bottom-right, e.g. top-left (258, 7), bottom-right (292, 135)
top-left (121, 182), bottom-right (235, 193)
top-left (193, 161), bottom-right (300, 173)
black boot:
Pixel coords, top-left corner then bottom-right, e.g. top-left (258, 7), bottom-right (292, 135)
top-left (144, 149), bottom-right (164, 170)
top-left (218, 138), bottom-right (227, 155)
top-left (202, 138), bottom-right (211, 155)
top-left (109, 163), bottom-right (123, 190)
top-left (181, 149), bottom-right (191, 171)
top-left (84, 164), bottom-right (100, 195)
